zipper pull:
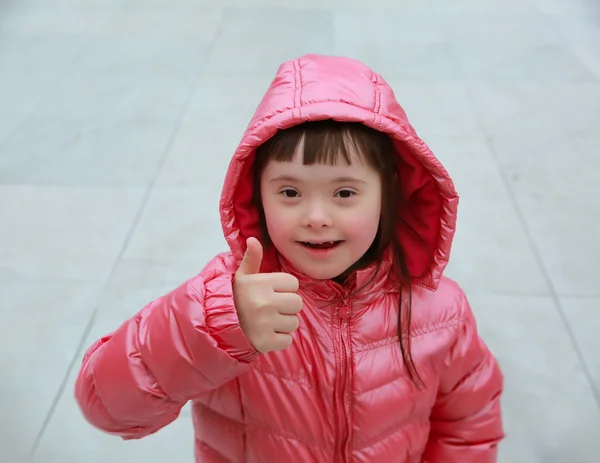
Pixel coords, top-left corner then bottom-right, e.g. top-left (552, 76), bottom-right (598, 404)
top-left (339, 300), bottom-right (351, 320)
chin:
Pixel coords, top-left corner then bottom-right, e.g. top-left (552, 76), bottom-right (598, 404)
top-left (298, 264), bottom-right (349, 281)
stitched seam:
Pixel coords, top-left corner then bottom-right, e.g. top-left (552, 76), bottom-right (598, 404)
top-left (371, 72), bottom-right (382, 130)
top-left (356, 418), bottom-right (429, 452)
top-left (291, 60), bottom-right (298, 122)
top-left (410, 319), bottom-right (461, 339)
top-left (92, 337), bottom-right (175, 428)
top-left (354, 320), bottom-right (462, 399)
top-left (347, 319), bottom-right (355, 455)
top-left (197, 440), bottom-right (236, 463)
top-left (264, 427), bottom-right (323, 448)
top-left (451, 340), bottom-right (488, 391)
top-left (250, 366), bottom-right (312, 389)
top-left (164, 291), bottom-right (221, 390)
top-left (135, 308), bottom-right (195, 398)
top-left (354, 335), bottom-right (399, 353)
top-left (356, 372), bottom-right (408, 398)
top-left (196, 403), bottom-right (245, 430)
top-left (298, 58), bottom-right (304, 119)
top-left (90, 360), bottom-right (126, 427)
top-left (235, 377), bottom-right (247, 458)
top-left (199, 404), bottom-right (320, 448)
top-left (354, 319), bottom-right (461, 353)
top-left (372, 73), bottom-right (382, 114)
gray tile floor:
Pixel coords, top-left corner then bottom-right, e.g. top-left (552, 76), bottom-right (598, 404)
top-left (1, 0), bottom-right (599, 461)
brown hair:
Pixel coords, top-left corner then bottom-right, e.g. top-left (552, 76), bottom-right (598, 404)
top-left (252, 119), bottom-right (423, 388)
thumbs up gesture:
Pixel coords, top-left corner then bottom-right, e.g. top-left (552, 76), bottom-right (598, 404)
top-left (233, 237), bottom-right (303, 353)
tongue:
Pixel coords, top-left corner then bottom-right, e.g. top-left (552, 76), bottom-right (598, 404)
top-left (310, 242), bottom-right (337, 249)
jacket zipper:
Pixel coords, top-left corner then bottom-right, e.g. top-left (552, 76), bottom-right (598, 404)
top-left (335, 300), bottom-right (352, 462)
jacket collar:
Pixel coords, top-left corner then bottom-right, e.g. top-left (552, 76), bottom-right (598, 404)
top-left (277, 247), bottom-right (397, 306)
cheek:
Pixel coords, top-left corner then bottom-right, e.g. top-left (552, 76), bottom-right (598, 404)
top-left (264, 213), bottom-right (290, 239)
top-left (343, 204), bottom-right (381, 242)
top-left (262, 195), bottom-right (292, 239)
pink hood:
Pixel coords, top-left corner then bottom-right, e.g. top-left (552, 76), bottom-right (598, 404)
top-left (220, 54), bottom-right (458, 290)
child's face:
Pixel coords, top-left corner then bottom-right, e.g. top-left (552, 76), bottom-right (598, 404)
top-left (260, 142), bottom-right (382, 280)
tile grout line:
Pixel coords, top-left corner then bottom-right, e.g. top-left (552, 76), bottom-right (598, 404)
top-left (0, 25), bottom-right (100, 154)
top-left (484, 146), bottom-right (600, 408)
top-left (436, 1), bottom-right (600, 408)
top-left (537, 8), bottom-right (600, 84)
top-left (459, 86), bottom-right (600, 409)
top-left (485, 146), bottom-right (600, 408)
top-left (27, 12), bottom-right (230, 460)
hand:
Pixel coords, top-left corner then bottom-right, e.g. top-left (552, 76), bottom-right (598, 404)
top-left (233, 237), bottom-right (302, 353)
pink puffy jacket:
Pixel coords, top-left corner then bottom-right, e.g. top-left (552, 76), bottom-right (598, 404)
top-left (75, 54), bottom-right (504, 462)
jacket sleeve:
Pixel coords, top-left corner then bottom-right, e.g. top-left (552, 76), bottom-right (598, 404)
top-left (422, 290), bottom-right (504, 463)
top-left (74, 256), bottom-right (259, 439)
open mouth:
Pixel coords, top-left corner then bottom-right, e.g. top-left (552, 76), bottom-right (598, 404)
top-left (299, 241), bottom-right (343, 250)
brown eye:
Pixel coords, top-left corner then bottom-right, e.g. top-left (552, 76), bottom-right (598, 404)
top-left (281, 189), bottom-right (300, 198)
top-left (336, 189), bottom-right (355, 198)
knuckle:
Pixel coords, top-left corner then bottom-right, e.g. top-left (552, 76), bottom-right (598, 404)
top-left (292, 295), bottom-right (303, 312)
top-left (254, 297), bottom-right (268, 310)
top-left (235, 277), bottom-right (250, 291)
top-left (284, 273), bottom-right (299, 285)
top-left (275, 340), bottom-right (290, 351)
top-left (253, 334), bottom-right (269, 352)
top-left (256, 315), bottom-right (272, 330)
top-left (292, 316), bottom-right (300, 330)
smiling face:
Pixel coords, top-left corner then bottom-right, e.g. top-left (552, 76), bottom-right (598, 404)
top-left (260, 137), bottom-right (382, 280)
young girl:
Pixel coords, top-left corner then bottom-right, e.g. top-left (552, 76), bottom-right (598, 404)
top-left (75, 54), bottom-right (504, 462)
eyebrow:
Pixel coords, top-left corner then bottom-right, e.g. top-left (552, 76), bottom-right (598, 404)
top-left (269, 175), bottom-right (367, 184)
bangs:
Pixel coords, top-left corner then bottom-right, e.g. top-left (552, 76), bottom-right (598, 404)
top-left (256, 120), bottom-right (383, 167)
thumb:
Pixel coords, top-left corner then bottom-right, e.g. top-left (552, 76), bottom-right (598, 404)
top-left (236, 237), bottom-right (263, 277)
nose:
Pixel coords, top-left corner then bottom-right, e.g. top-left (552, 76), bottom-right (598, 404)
top-left (302, 200), bottom-right (333, 228)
